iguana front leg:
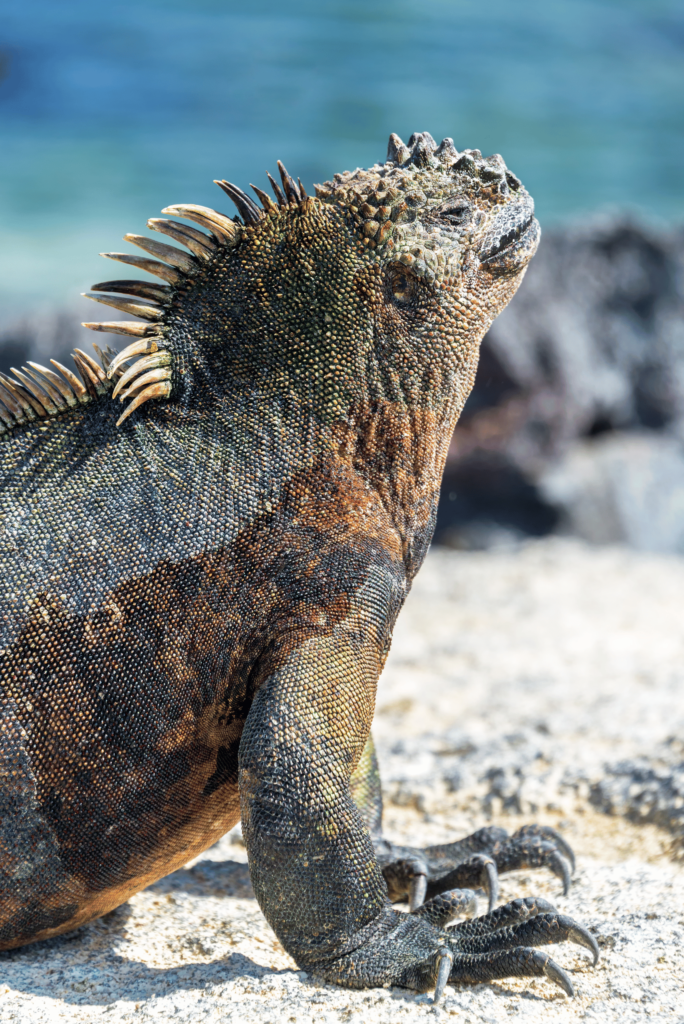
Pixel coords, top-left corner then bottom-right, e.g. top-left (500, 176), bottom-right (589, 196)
top-left (239, 618), bottom-right (595, 996)
top-left (239, 621), bottom-right (389, 974)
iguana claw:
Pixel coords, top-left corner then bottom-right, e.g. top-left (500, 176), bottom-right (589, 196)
top-left (409, 871), bottom-right (427, 912)
top-left (432, 946), bottom-right (453, 1005)
top-left (543, 956), bottom-right (574, 997)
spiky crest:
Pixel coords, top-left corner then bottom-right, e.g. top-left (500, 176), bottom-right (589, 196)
top-left (0, 137), bottom-right (535, 439)
top-left (0, 158), bottom-right (317, 438)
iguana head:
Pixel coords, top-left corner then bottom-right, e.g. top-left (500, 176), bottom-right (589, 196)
top-left (308, 130), bottom-right (539, 417)
top-left (318, 130), bottom-right (538, 295)
top-left (0, 133), bottom-right (538, 436)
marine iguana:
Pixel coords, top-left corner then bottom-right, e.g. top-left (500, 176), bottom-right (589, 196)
top-left (0, 132), bottom-right (598, 1002)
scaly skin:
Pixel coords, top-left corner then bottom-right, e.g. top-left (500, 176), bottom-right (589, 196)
top-left (0, 132), bottom-right (597, 999)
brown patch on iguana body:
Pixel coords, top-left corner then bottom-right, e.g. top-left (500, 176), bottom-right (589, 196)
top-left (0, 445), bottom-right (404, 947)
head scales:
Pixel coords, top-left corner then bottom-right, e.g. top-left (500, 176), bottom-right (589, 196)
top-left (310, 130), bottom-right (537, 287)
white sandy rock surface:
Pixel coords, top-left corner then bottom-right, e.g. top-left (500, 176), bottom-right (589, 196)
top-left (2, 538), bottom-right (684, 1023)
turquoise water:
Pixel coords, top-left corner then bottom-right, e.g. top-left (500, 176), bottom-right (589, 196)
top-left (1, 0), bottom-right (683, 316)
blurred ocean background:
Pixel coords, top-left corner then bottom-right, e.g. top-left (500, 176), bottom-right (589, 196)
top-left (1, 0), bottom-right (684, 550)
top-left (1, 0), bottom-right (683, 316)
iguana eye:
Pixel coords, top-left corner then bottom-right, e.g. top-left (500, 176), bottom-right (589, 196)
top-left (440, 202), bottom-right (471, 226)
top-left (389, 269), bottom-right (416, 305)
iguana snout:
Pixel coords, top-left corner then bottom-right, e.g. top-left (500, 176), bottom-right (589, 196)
top-left (478, 192), bottom-right (539, 271)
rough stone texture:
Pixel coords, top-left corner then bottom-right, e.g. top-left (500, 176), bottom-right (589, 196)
top-left (1, 538), bottom-right (683, 1022)
top-left (591, 742), bottom-right (684, 850)
top-left (538, 432), bottom-right (684, 552)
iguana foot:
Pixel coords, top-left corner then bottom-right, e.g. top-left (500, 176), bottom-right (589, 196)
top-left (316, 895), bottom-right (597, 1002)
top-left (428, 894), bottom-right (598, 1003)
top-left (377, 824), bottom-right (575, 912)
top-left (443, 895), bottom-right (598, 966)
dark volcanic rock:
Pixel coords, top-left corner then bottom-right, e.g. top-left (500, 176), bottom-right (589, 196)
top-left (591, 739), bottom-right (684, 856)
top-left (436, 216), bottom-right (684, 551)
top-left (0, 308), bottom-right (83, 376)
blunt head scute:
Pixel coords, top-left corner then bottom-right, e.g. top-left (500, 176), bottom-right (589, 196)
top-left (387, 133), bottom-right (410, 165)
top-left (434, 138), bottom-right (458, 165)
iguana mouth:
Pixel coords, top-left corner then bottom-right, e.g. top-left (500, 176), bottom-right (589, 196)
top-left (478, 199), bottom-right (539, 267)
